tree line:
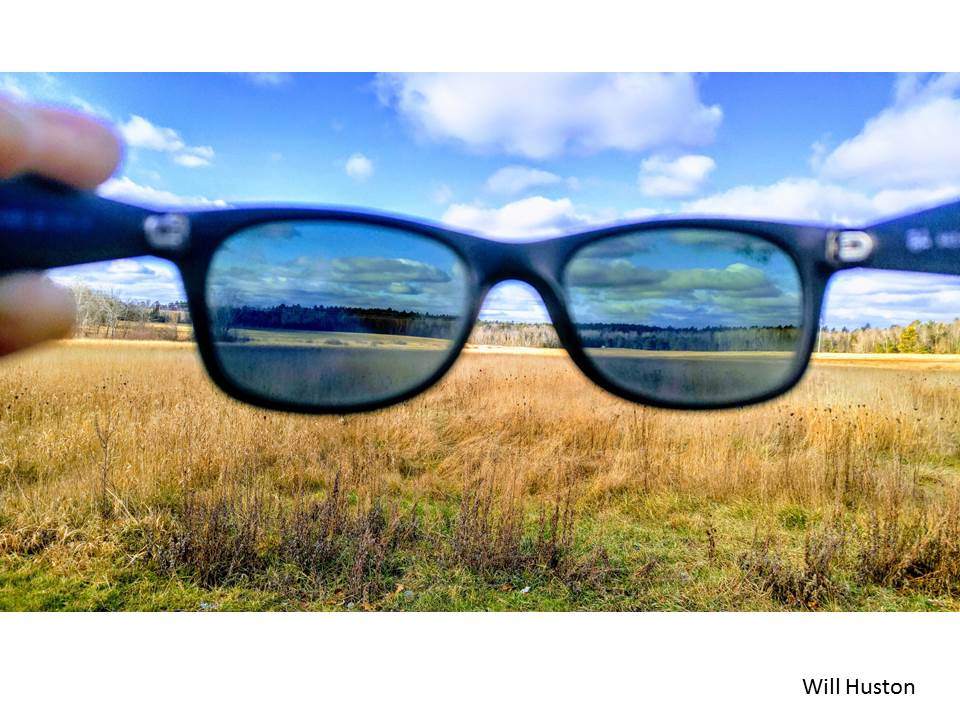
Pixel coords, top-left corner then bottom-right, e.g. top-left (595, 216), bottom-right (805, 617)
top-left (72, 286), bottom-right (190, 339)
top-left (67, 287), bottom-right (960, 354)
top-left (213, 303), bottom-right (461, 340)
top-left (468, 320), bottom-right (799, 351)
top-left (817, 319), bottom-right (960, 354)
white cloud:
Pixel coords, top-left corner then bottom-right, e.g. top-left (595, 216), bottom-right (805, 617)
top-left (119, 115), bottom-right (182, 152)
top-left (48, 257), bottom-right (185, 304)
top-left (638, 154), bottom-right (716, 198)
top-left (242, 72), bottom-right (292, 87)
top-left (622, 207), bottom-right (661, 220)
top-left (98, 176), bottom-right (227, 210)
top-left (174, 146), bottom-right (215, 168)
top-left (817, 73), bottom-right (960, 190)
top-left (118, 115), bottom-right (215, 168)
top-left (869, 185), bottom-right (960, 217)
top-left (679, 74), bottom-right (960, 226)
top-left (478, 281), bottom-right (551, 323)
top-left (345, 153), bottom-right (373, 181)
top-left (172, 155), bottom-right (208, 168)
top-left (823, 268), bottom-right (960, 328)
top-left (486, 165), bottom-right (562, 195)
top-left (442, 196), bottom-right (607, 239)
top-left (682, 178), bottom-right (873, 223)
top-left (377, 73), bottom-right (721, 159)
top-left (681, 177), bottom-right (960, 224)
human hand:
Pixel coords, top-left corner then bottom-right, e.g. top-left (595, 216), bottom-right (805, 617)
top-left (0, 95), bottom-right (121, 355)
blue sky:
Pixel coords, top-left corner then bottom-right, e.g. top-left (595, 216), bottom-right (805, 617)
top-left (3, 72), bottom-right (960, 327)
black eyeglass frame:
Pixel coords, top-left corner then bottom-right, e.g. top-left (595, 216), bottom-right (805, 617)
top-left (2, 175), bottom-right (959, 413)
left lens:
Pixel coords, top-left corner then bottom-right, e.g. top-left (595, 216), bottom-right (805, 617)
top-left (563, 228), bottom-right (805, 406)
top-left (205, 220), bottom-right (470, 408)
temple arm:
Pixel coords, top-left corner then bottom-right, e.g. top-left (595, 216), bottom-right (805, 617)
top-left (859, 198), bottom-right (960, 275)
top-left (0, 175), bottom-right (154, 273)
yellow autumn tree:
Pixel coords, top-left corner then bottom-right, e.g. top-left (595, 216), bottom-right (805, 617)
top-left (897, 321), bottom-right (923, 354)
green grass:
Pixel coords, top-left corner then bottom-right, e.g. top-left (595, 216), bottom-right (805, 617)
top-left (3, 493), bottom-right (956, 611)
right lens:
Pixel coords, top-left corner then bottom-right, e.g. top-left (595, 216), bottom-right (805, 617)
top-left (205, 220), bottom-right (470, 408)
top-left (563, 228), bottom-right (805, 406)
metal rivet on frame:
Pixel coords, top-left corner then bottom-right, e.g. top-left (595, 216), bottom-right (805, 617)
top-left (144, 214), bottom-right (191, 251)
top-left (829, 230), bottom-right (875, 264)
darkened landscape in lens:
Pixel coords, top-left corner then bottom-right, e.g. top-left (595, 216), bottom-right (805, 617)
top-left (212, 304), bottom-right (462, 341)
top-left (208, 303), bottom-right (463, 404)
top-left (204, 300), bottom-right (802, 405)
top-left (209, 300), bottom-right (800, 350)
top-left (574, 323), bottom-right (799, 351)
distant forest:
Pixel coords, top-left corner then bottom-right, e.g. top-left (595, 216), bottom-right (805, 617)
top-left (472, 321), bottom-right (800, 352)
top-left (215, 303), bottom-right (798, 351)
top-left (817, 319), bottom-right (960, 354)
top-left (475, 319), bottom-right (960, 354)
top-left (213, 303), bottom-right (460, 340)
top-left (70, 287), bottom-right (960, 354)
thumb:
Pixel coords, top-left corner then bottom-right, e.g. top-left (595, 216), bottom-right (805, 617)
top-left (0, 273), bottom-right (76, 356)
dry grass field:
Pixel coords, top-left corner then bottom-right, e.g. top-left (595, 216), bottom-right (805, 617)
top-left (1, 339), bottom-right (959, 610)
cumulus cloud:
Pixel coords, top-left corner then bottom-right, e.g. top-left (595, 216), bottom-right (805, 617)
top-left (567, 253), bottom-right (799, 328)
top-left (376, 73), bottom-right (722, 159)
top-left (566, 259), bottom-right (667, 288)
top-left (638, 154), bottom-right (716, 198)
top-left (478, 281), bottom-right (551, 323)
top-left (98, 176), bottom-right (227, 209)
top-left (682, 177), bottom-right (960, 224)
top-left (682, 178), bottom-right (873, 223)
top-left (208, 251), bottom-right (462, 315)
top-left (345, 153), bottom-right (373, 180)
top-left (682, 75), bottom-right (960, 226)
top-left (119, 115), bottom-right (183, 152)
top-left (47, 257), bottom-right (185, 303)
top-left (329, 257), bottom-right (451, 284)
top-left (119, 115), bottom-right (215, 168)
top-left (824, 269), bottom-right (960, 328)
top-left (485, 165), bottom-right (563, 195)
top-left (817, 73), bottom-right (960, 190)
top-left (173, 147), bottom-right (215, 167)
top-left (442, 196), bottom-right (609, 239)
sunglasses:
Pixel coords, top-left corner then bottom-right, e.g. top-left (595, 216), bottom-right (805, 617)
top-left (2, 175), bottom-right (958, 413)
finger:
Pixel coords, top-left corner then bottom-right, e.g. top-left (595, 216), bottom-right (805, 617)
top-left (0, 98), bottom-right (32, 179)
top-left (0, 97), bottom-right (122, 189)
top-left (0, 273), bottom-right (76, 356)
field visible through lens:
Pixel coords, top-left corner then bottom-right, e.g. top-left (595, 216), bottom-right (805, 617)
top-left (214, 329), bottom-right (454, 407)
top-left (205, 220), bottom-right (469, 407)
top-left (564, 228), bottom-right (804, 405)
top-left (3, 307), bottom-right (960, 610)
